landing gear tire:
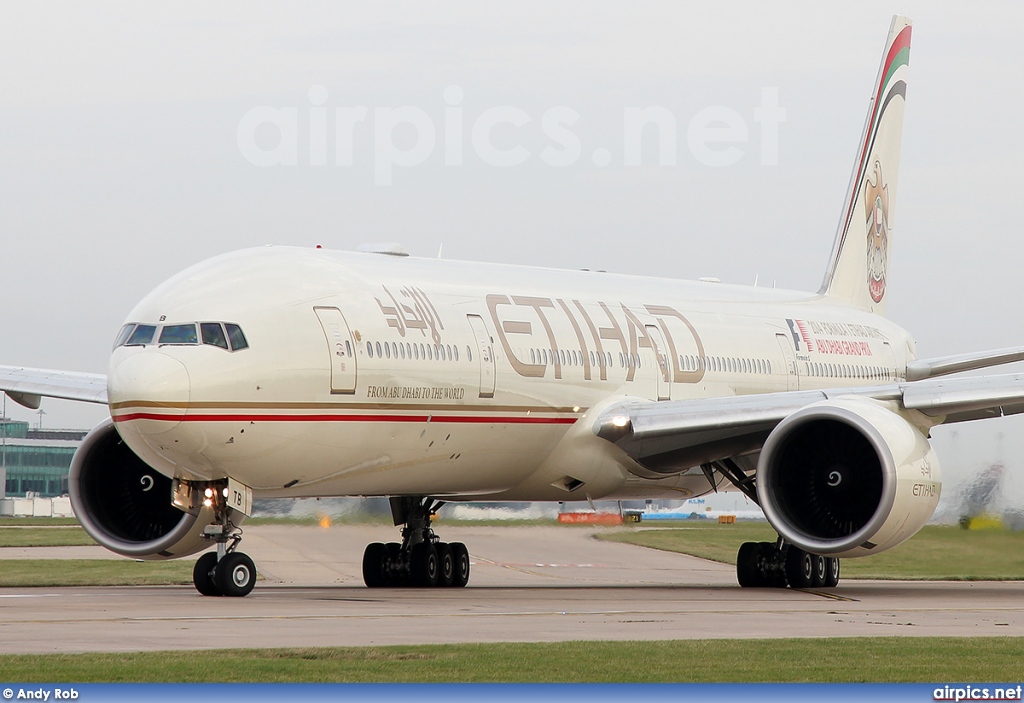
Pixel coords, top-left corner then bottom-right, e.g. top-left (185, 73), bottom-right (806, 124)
top-left (736, 542), bottom-right (766, 587)
top-left (450, 542), bottom-right (470, 588)
top-left (812, 554), bottom-right (827, 588)
top-left (215, 552), bottom-right (257, 597)
top-left (760, 542), bottom-right (788, 588)
top-left (785, 547), bottom-right (815, 589)
top-left (385, 542), bottom-right (403, 586)
top-left (363, 542), bottom-right (390, 588)
top-left (411, 542), bottom-right (439, 587)
top-left (193, 552), bottom-right (221, 596)
top-left (436, 543), bottom-right (455, 587)
top-left (823, 557), bottom-right (840, 588)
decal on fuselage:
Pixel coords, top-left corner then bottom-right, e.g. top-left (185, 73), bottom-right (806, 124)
top-left (787, 318), bottom-right (888, 357)
top-left (486, 295), bottom-right (706, 384)
top-left (375, 285), bottom-right (445, 345)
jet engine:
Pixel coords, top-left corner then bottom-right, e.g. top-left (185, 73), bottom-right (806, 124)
top-left (69, 419), bottom-right (215, 560)
top-left (758, 397), bottom-right (941, 558)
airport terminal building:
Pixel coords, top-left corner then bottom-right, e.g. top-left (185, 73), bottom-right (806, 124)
top-left (0, 419), bottom-right (87, 499)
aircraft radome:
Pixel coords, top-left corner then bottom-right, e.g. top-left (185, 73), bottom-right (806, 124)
top-left (4, 16), bottom-right (1024, 597)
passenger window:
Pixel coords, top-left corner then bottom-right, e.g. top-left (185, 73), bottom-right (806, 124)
top-left (201, 323), bottom-right (229, 349)
top-left (347, 340), bottom-right (353, 357)
top-left (113, 324), bottom-right (136, 349)
top-left (225, 324), bottom-right (249, 351)
top-left (159, 324), bottom-right (198, 345)
top-left (126, 324), bottom-right (156, 346)
top-left (466, 345), bottom-right (472, 362)
top-left (367, 342), bottom-right (373, 358)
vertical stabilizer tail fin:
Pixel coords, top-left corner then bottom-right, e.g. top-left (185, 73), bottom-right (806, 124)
top-left (819, 16), bottom-right (911, 316)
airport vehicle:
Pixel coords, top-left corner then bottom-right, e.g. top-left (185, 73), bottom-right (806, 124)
top-left (4, 16), bottom-right (1024, 597)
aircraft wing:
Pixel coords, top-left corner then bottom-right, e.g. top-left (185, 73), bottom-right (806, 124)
top-left (906, 345), bottom-right (1024, 381)
top-left (0, 366), bottom-right (108, 408)
top-left (594, 372), bottom-right (1024, 473)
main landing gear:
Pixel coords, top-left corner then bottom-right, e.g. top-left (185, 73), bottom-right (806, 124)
top-left (190, 486), bottom-right (256, 598)
top-left (736, 539), bottom-right (840, 589)
top-left (362, 497), bottom-right (470, 588)
top-left (697, 459), bottom-right (840, 590)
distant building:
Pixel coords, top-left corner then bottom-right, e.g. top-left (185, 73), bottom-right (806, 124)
top-left (1, 419), bottom-right (87, 499)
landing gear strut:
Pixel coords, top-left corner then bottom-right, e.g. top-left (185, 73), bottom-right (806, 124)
top-left (362, 497), bottom-right (470, 588)
top-left (188, 482), bottom-right (256, 597)
top-left (698, 460), bottom-right (841, 590)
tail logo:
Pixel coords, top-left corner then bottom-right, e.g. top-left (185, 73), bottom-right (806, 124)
top-left (864, 161), bottom-right (890, 303)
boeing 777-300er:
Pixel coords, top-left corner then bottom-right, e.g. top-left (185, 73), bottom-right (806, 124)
top-left (4, 16), bottom-right (1024, 596)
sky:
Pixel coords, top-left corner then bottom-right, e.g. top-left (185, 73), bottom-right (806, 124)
top-left (2, 1), bottom-right (1023, 506)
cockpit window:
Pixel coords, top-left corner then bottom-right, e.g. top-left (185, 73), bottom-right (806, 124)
top-left (225, 324), bottom-right (248, 351)
top-left (159, 324), bottom-right (199, 345)
top-left (126, 324), bottom-right (157, 346)
top-left (113, 324), bottom-right (136, 349)
top-left (200, 323), bottom-right (229, 350)
top-left (116, 321), bottom-right (246, 351)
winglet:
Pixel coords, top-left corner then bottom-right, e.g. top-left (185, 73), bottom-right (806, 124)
top-left (819, 16), bottom-right (912, 316)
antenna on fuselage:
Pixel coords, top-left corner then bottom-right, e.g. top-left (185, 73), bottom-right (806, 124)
top-left (437, 243), bottom-right (444, 259)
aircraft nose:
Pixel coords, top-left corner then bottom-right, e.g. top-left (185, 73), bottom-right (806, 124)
top-left (108, 352), bottom-right (191, 434)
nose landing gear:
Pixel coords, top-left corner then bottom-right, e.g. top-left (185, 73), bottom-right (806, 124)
top-left (362, 497), bottom-right (470, 588)
top-left (186, 482), bottom-right (256, 597)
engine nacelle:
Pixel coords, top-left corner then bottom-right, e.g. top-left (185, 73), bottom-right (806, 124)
top-left (758, 397), bottom-right (941, 558)
top-left (69, 419), bottom-right (216, 560)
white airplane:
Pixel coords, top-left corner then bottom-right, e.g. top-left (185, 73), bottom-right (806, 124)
top-left (4, 16), bottom-right (1024, 597)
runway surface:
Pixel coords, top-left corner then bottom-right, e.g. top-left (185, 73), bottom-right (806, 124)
top-left (1, 524), bottom-right (1022, 654)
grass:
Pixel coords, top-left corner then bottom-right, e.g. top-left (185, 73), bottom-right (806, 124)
top-left (0, 559), bottom-right (194, 587)
top-left (599, 523), bottom-right (1024, 580)
top-left (0, 526), bottom-right (96, 547)
top-left (0, 517), bottom-right (81, 526)
top-left (0, 638), bottom-right (1023, 682)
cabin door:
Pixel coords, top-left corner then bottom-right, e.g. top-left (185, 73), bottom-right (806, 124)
top-left (881, 341), bottom-right (898, 381)
top-left (314, 306), bottom-right (357, 394)
top-left (774, 333), bottom-right (798, 391)
top-left (467, 314), bottom-right (496, 398)
top-left (645, 325), bottom-right (672, 400)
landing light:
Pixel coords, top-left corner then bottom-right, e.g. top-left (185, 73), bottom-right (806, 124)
top-left (611, 415), bottom-right (630, 428)
top-left (204, 488), bottom-right (213, 498)
top-left (203, 499), bottom-right (213, 508)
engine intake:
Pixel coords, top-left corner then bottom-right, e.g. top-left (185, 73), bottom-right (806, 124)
top-left (758, 397), bottom-right (940, 558)
top-left (70, 419), bottom-right (214, 560)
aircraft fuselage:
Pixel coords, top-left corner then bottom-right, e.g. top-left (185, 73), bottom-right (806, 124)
top-left (108, 246), bottom-right (914, 503)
